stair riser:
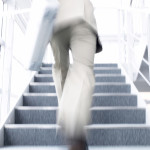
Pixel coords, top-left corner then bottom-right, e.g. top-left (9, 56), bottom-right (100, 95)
top-left (23, 96), bottom-right (58, 106)
top-left (15, 109), bottom-right (145, 124)
top-left (94, 84), bottom-right (130, 93)
top-left (34, 76), bottom-right (53, 82)
top-left (4, 127), bottom-right (150, 145)
top-left (34, 76), bottom-right (125, 83)
top-left (39, 69), bottom-right (121, 74)
top-left (29, 84), bottom-right (131, 93)
top-left (94, 64), bottom-right (118, 67)
top-left (93, 95), bottom-right (137, 107)
top-left (23, 95), bottom-right (137, 107)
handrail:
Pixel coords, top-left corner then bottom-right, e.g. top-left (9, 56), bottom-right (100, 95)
top-left (138, 70), bottom-right (150, 86)
top-left (143, 58), bottom-right (149, 66)
top-left (94, 6), bottom-right (150, 14)
top-left (119, 7), bottom-right (150, 14)
top-left (0, 8), bottom-right (30, 17)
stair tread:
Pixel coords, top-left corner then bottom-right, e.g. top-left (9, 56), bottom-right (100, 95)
top-left (5, 124), bottom-right (150, 128)
top-left (40, 67), bottom-right (120, 70)
top-left (35, 74), bottom-right (53, 77)
top-left (23, 93), bottom-right (57, 96)
top-left (16, 106), bottom-right (144, 110)
top-left (29, 82), bottom-right (129, 85)
top-left (35, 74), bottom-right (124, 77)
top-left (1, 146), bottom-right (150, 150)
top-left (23, 93), bottom-right (136, 96)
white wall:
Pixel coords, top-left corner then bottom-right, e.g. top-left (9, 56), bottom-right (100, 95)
top-left (92, 0), bottom-right (121, 63)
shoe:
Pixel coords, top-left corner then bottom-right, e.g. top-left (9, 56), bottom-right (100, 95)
top-left (69, 138), bottom-right (88, 150)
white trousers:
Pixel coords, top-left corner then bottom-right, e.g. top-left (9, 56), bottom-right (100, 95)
top-left (51, 22), bottom-right (96, 139)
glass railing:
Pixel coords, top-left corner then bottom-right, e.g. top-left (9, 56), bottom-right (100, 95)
top-left (0, 0), bottom-right (35, 124)
top-left (0, 0), bottom-right (54, 125)
top-left (118, 0), bottom-right (150, 85)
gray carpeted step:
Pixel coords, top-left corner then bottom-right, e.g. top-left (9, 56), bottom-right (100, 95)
top-left (95, 74), bottom-right (125, 82)
top-left (94, 64), bottom-right (118, 67)
top-left (2, 146), bottom-right (150, 150)
top-left (42, 63), bottom-right (118, 68)
top-left (23, 93), bottom-right (137, 107)
top-left (4, 124), bottom-right (150, 146)
top-left (3, 63), bottom-right (147, 147)
top-left (15, 106), bottom-right (145, 124)
top-left (90, 107), bottom-right (145, 124)
top-left (39, 68), bottom-right (52, 74)
top-left (29, 83), bottom-right (131, 93)
top-left (42, 63), bottom-right (53, 67)
top-left (29, 83), bottom-right (56, 93)
top-left (34, 74), bottom-right (53, 82)
top-left (23, 93), bottom-right (58, 106)
top-left (94, 68), bottom-right (121, 74)
top-left (38, 67), bottom-right (121, 74)
top-left (93, 94), bottom-right (137, 107)
top-left (94, 83), bottom-right (131, 93)
top-left (34, 74), bottom-right (125, 83)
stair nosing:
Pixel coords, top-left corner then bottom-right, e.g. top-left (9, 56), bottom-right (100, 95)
top-left (35, 74), bottom-right (124, 77)
top-left (5, 124), bottom-right (150, 129)
top-left (23, 93), bottom-right (136, 96)
top-left (40, 67), bottom-right (120, 70)
top-left (15, 106), bottom-right (144, 110)
top-left (35, 74), bottom-right (53, 77)
top-left (23, 93), bottom-right (57, 96)
top-left (29, 82), bottom-right (130, 86)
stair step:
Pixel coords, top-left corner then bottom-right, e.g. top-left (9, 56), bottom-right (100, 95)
top-left (94, 64), bottom-right (118, 67)
top-left (34, 74), bottom-right (125, 83)
top-left (23, 93), bottom-right (137, 107)
top-left (23, 93), bottom-right (58, 106)
top-left (15, 106), bottom-right (145, 124)
top-left (42, 63), bottom-right (53, 67)
top-left (29, 83), bottom-right (131, 93)
top-left (93, 94), bottom-right (137, 107)
top-left (34, 74), bottom-right (53, 82)
top-left (29, 83), bottom-right (56, 93)
top-left (2, 146), bottom-right (150, 150)
top-left (42, 63), bottom-right (118, 68)
top-left (4, 124), bottom-right (150, 146)
top-left (39, 68), bottom-right (121, 75)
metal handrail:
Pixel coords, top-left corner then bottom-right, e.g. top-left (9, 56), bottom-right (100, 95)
top-left (1, 8), bottom-right (30, 17)
top-left (143, 58), bottom-right (149, 66)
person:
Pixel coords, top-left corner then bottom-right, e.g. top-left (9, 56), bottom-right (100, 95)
top-left (50, 0), bottom-right (102, 149)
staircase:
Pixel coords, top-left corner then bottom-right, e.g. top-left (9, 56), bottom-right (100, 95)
top-left (3, 63), bottom-right (150, 148)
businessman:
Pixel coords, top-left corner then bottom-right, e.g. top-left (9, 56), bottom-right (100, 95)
top-left (50, 0), bottom-right (102, 149)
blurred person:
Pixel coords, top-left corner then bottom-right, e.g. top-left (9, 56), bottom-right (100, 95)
top-left (50, 0), bottom-right (102, 149)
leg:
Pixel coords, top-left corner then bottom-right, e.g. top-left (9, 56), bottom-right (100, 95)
top-left (58, 23), bottom-right (96, 139)
top-left (50, 29), bottom-right (70, 102)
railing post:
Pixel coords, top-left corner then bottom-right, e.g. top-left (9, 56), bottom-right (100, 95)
top-left (126, 11), bottom-right (134, 80)
top-left (118, 0), bottom-right (126, 65)
top-left (118, 9), bottom-right (124, 64)
top-left (148, 14), bottom-right (150, 81)
top-left (0, 0), bottom-right (15, 122)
